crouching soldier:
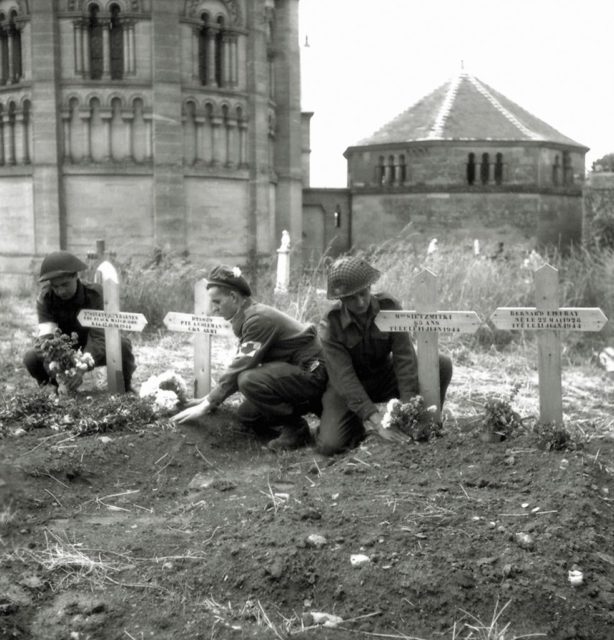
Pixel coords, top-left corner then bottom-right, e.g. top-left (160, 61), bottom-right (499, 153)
top-left (317, 256), bottom-right (453, 456)
top-left (23, 250), bottom-right (136, 393)
top-left (171, 265), bottom-right (327, 451)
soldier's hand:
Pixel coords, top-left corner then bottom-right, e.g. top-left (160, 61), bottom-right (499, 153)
top-left (364, 411), bottom-right (410, 443)
top-left (182, 397), bottom-right (205, 408)
top-left (171, 398), bottom-right (212, 424)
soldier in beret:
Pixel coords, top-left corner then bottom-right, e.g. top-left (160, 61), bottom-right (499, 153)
top-left (23, 250), bottom-right (136, 393)
top-left (316, 256), bottom-right (453, 455)
top-left (172, 265), bottom-right (327, 451)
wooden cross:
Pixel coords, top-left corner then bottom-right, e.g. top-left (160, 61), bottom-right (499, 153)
top-left (490, 264), bottom-right (608, 425)
top-left (78, 261), bottom-right (148, 393)
top-left (374, 269), bottom-right (481, 420)
top-left (163, 279), bottom-right (229, 397)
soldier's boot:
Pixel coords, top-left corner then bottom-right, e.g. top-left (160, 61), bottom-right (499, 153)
top-left (267, 418), bottom-right (312, 452)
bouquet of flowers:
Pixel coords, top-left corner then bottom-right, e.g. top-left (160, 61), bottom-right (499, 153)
top-left (139, 370), bottom-right (188, 416)
top-left (35, 330), bottom-right (95, 396)
top-left (381, 396), bottom-right (441, 442)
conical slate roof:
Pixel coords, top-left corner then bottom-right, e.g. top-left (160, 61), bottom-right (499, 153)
top-left (355, 73), bottom-right (587, 149)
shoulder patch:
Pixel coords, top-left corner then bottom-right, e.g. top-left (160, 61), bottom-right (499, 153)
top-left (238, 341), bottom-right (262, 358)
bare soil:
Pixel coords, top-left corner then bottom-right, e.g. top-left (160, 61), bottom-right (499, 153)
top-left (1, 298), bottom-right (614, 640)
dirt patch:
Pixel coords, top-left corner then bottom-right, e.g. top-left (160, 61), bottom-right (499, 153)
top-left (1, 299), bottom-right (614, 639)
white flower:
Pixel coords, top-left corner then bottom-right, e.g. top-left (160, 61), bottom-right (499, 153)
top-left (153, 389), bottom-right (179, 415)
top-left (139, 371), bottom-right (189, 410)
top-left (139, 374), bottom-right (161, 399)
top-left (381, 398), bottom-right (401, 430)
top-left (231, 266), bottom-right (242, 277)
top-left (49, 361), bottom-right (59, 372)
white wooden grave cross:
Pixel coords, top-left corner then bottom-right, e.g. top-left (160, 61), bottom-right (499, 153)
top-left (162, 279), bottom-right (228, 397)
top-left (374, 269), bottom-right (481, 421)
top-left (490, 263), bottom-right (608, 426)
top-left (77, 261), bottom-right (148, 394)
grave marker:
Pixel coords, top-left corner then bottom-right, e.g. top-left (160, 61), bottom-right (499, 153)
top-left (490, 264), bottom-right (608, 425)
top-left (162, 280), bottom-right (230, 397)
top-left (78, 261), bottom-right (148, 393)
top-left (375, 269), bottom-right (481, 420)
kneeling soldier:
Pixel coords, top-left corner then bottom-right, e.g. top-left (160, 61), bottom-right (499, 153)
top-left (171, 265), bottom-right (327, 451)
top-left (317, 256), bottom-right (453, 455)
top-left (23, 250), bottom-right (136, 393)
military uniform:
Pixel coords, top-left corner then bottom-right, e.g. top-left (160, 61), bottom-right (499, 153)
top-left (316, 257), bottom-right (452, 455)
top-left (23, 251), bottom-right (135, 391)
top-left (208, 298), bottom-right (327, 433)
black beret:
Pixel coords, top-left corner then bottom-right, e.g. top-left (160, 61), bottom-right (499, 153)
top-left (327, 256), bottom-right (381, 299)
top-left (206, 265), bottom-right (252, 297)
top-left (39, 251), bottom-right (88, 282)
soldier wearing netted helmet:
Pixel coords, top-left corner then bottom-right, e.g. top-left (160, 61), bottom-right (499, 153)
top-left (317, 256), bottom-right (453, 455)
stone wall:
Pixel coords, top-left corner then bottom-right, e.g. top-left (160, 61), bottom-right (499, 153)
top-left (350, 191), bottom-right (582, 252)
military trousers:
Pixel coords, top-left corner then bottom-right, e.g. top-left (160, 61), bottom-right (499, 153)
top-left (316, 354), bottom-right (453, 456)
top-left (236, 360), bottom-right (327, 434)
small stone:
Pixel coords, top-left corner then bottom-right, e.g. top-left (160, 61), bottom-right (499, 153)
top-left (350, 553), bottom-right (370, 568)
top-left (515, 532), bottom-right (535, 550)
top-left (162, 562), bottom-right (173, 570)
top-left (305, 534), bottom-right (327, 549)
top-left (13, 428), bottom-right (27, 437)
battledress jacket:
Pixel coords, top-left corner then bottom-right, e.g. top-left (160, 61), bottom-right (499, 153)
top-left (207, 299), bottom-right (324, 408)
top-left (36, 280), bottom-right (107, 364)
top-left (319, 292), bottom-right (420, 421)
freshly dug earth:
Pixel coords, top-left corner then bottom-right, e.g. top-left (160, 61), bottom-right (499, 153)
top-left (1, 300), bottom-right (614, 639)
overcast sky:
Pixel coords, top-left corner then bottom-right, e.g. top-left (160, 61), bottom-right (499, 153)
top-left (299, 0), bottom-right (614, 188)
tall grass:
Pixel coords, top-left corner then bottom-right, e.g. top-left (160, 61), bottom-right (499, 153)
top-left (117, 243), bottom-right (613, 348)
top-left (118, 252), bottom-right (208, 330)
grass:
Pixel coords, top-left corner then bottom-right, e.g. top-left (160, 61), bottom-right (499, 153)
top-left (453, 599), bottom-right (547, 639)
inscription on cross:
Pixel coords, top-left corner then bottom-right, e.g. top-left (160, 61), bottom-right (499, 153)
top-left (77, 261), bottom-right (148, 394)
top-left (375, 269), bottom-right (481, 421)
top-left (163, 280), bottom-right (231, 397)
top-left (490, 264), bottom-right (608, 425)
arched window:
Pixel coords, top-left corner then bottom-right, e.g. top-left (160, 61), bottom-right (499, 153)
top-left (9, 11), bottom-right (21, 83)
top-left (215, 17), bottom-right (225, 88)
top-left (0, 13), bottom-right (7, 85)
top-left (0, 10), bottom-right (23, 85)
top-left (562, 151), bottom-right (572, 184)
top-left (109, 4), bottom-right (124, 80)
top-left (387, 155), bottom-right (395, 184)
top-left (466, 152), bottom-right (476, 185)
top-left (198, 12), bottom-right (210, 85)
top-left (494, 153), bottom-right (503, 185)
top-left (399, 154), bottom-right (407, 183)
top-left (88, 4), bottom-right (103, 80)
top-left (480, 152), bottom-right (490, 184)
top-left (552, 155), bottom-right (560, 185)
top-left (377, 156), bottom-right (385, 185)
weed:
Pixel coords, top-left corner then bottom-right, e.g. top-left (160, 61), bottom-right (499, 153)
top-left (0, 389), bottom-right (169, 436)
top-left (481, 383), bottom-right (523, 441)
top-left (532, 421), bottom-right (590, 452)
